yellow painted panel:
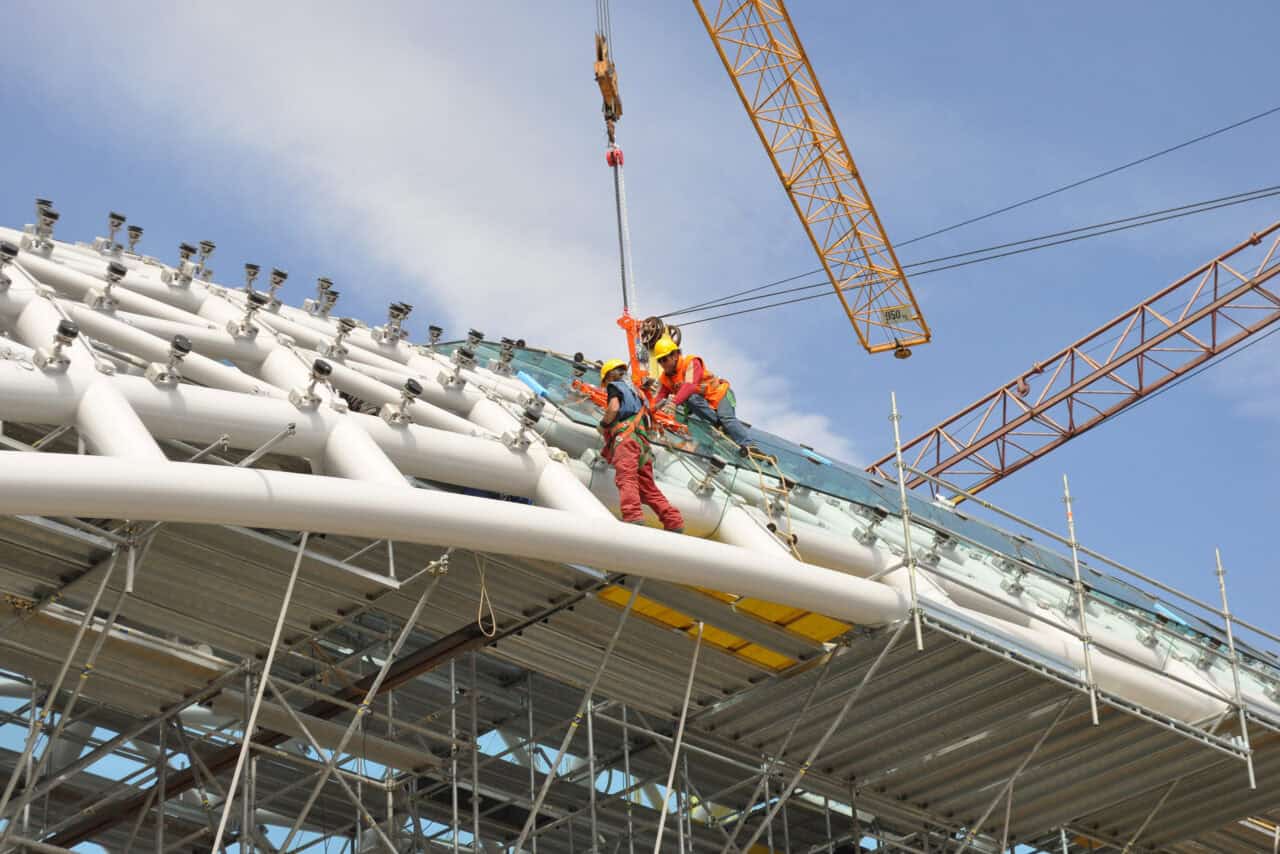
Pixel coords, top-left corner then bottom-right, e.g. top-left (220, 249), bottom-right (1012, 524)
top-left (784, 612), bottom-right (849, 643)
top-left (698, 623), bottom-right (747, 652)
top-left (736, 643), bottom-right (795, 671)
top-left (596, 586), bottom-right (798, 672)
top-left (735, 598), bottom-right (806, 625)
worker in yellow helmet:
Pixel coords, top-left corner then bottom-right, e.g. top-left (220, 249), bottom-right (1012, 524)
top-left (640, 316), bottom-right (680, 382)
top-left (651, 340), bottom-right (755, 452)
top-left (598, 359), bottom-right (685, 532)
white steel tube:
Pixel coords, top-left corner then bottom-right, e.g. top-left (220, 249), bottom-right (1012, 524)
top-left (75, 381), bottom-right (165, 462)
top-left (64, 304), bottom-right (275, 397)
top-left (16, 253), bottom-right (201, 325)
top-left (112, 310), bottom-right (275, 367)
top-left (0, 455), bottom-right (911, 627)
top-left (0, 369), bottom-right (544, 497)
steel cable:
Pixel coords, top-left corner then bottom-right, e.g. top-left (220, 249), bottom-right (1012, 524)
top-left (671, 187), bottom-right (1280, 327)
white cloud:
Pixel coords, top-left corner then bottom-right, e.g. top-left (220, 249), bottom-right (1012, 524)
top-left (18, 2), bottom-right (866, 461)
top-left (1208, 328), bottom-right (1280, 424)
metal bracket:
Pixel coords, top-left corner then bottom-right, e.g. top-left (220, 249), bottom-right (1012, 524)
top-left (32, 347), bottom-right (71, 373)
top-left (144, 363), bottom-right (180, 387)
top-left (83, 288), bottom-right (117, 312)
top-left (380, 402), bottom-right (411, 427)
top-left (501, 431), bottom-right (532, 452)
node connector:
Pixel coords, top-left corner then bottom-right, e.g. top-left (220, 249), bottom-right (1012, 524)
top-left (504, 397), bottom-right (545, 450)
top-left (196, 240), bottom-right (216, 280)
top-left (381, 378), bottom-right (423, 426)
top-left (520, 396), bottom-right (545, 430)
top-left (439, 346), bottom-right (473, 388)
top-left (466, 328), bottom-right (484, 348)
top-left (126, 225), bottom-right (143, 253)
top-left (32, 202), bottom-right (59, 251)
top-left (316, 288), bottom-right (340, 318)
top-left (373, 301), bottom-right (413, 344)
top-left (491, 337), bottom-right (516, 375)
top-left (243, 263), bottom-right (261, 293)
top-left (146, 334), bottom-right (192, 387)
top-left (228, 290), bottom-right (270, 338)
top-left (304, 276), bottom-right (334, 315)
top-left (290, 358), bottom-right (334, 411)
top-left (999, 568), bottom-right (1027, 597)
top-left (315, 316), bottom-right (355, 361)
top-left (426, 324), bottom-right (444, 350)
top-left (265, 267), bottom-right (287, 307)
top-left (106, 212), bottom-right (126, 252)
top-left (689, 456), bottom-right (726, 497)
top-left (0, 241), bottom-right (18, 292)
top-left (34, 319), bottom-right (79, 373)
top-left (171, 242), bottom-right (199, 288)
top-left (86, 260), bottom-right (128, 311)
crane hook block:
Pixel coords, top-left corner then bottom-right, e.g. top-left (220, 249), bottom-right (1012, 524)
top-left (605, 147), bottom-right (624, 168)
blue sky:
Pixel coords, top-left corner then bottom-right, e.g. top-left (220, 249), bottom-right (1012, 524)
top-left (2, 1), bottom-right (1278, 634)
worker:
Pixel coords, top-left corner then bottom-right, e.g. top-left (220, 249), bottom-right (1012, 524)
top-left (651, 340), bottom-right (754, 452)
top-left (598, 359), bottom-right (685, 532)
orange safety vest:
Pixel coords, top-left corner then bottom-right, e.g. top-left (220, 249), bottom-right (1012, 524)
top-left (659, 354), bottom-right (730, 409)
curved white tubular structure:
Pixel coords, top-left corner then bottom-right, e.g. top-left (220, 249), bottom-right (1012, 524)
top-left (2, 224), bottom-right (1278, 738)
top-left (0, 455), bottom-right (908, 628)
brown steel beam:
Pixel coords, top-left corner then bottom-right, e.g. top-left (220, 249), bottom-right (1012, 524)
top-left (866, 221), bottom-right (1280, 496)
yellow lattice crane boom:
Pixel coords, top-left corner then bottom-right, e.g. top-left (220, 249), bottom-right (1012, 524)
top-left (693, 0), bottom-right (931, 356)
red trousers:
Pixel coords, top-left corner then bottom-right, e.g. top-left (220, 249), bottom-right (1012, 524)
top-left (610, 438), bottom-right (684, 531)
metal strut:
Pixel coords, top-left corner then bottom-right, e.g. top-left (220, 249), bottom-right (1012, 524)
top-left (608, 145), bottom-right (636, 315)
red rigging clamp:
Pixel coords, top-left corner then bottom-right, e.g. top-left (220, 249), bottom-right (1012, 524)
top-left (605, 146), bottom-right (624, 167)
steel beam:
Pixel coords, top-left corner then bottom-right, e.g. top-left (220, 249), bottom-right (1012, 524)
top-left (867, 222), bottom-right (1280, 495)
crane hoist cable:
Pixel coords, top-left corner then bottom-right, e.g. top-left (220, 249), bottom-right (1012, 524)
top-left (663, 183), bottom-right (1280, 327)
top-left (593, 0), bottom-right (647, 383)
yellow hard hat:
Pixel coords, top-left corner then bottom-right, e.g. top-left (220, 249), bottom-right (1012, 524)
top-left (651, 337), bottom-right (680, 361)
top-left (599, 358), bottom-right (627, 383)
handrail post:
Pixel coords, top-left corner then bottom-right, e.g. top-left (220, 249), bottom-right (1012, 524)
top-left (1062, 475), bottom-right (1100, 726)
top-left (890, 392), bottom-right (925, 651)
top-left (1215, 548), bottom-right (1257, 789)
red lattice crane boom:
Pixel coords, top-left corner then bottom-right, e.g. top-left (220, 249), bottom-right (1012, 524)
top-left (866, 222), bottom-right (1280, 498)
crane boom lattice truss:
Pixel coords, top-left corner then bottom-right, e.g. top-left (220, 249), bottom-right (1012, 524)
top-left (867, 222), bottom-right (1280, 496)
top-left (693, 0), bottom-right (930, 354)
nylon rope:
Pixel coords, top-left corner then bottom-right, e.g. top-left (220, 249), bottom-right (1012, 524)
top-left (475, 552), bottom-right (498, 638)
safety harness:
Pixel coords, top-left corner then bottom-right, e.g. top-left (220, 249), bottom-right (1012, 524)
top-left (602, 381), bottom-right (654, 467)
